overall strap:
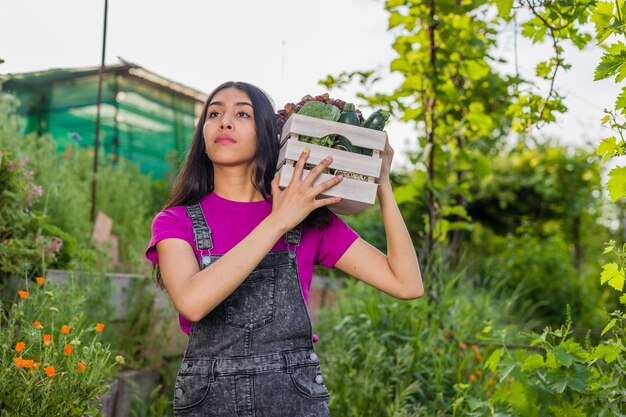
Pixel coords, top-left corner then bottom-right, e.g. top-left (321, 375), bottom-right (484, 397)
top-left (185, 203), bottom-right (213, 252)
top-left (284, 224), bottom-right (302, 247)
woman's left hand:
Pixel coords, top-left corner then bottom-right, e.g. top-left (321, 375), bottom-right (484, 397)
top-left (377, 135), bottom-right (394, 186)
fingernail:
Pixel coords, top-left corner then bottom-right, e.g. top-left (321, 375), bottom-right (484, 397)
top-left (303, 148), bottom-right (310, 153)
top-left (325, 156), bottom-right (332, 161)
top-left (335, 197), bottom-right (342, 202)
top-left (337, 174), bottom-right (343, 180)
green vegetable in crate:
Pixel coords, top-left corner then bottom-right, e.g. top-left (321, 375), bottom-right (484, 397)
top-left (360, 109), bottom-right (390, 156)
top-left (297, 101), bottom-right (341, 146)
top-left (332, 103), bottom-right (361, 153)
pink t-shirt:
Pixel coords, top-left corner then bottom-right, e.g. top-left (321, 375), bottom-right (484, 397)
top-left (145, 192), bottom-right (359, 340)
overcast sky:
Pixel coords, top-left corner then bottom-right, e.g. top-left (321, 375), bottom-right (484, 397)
top-left (0, 0), bottom-right (619, 170)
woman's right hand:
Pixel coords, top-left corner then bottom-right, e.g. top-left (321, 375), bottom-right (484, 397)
top-left (270, 148), bottom-right (343, 231)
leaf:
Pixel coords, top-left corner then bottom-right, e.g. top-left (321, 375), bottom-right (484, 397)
top-left (620, 293), bottom-right (626, 305)
top-left (484, 348), bottom-right (502, 372)
top-left (617, 87), bottom-right (626, 116)
top-left (554, 347), bottom-right (575, 367)
top-left (601, 318), bottom-right (617, 336)
top-left (597, 136), bottom-right (619, 162)
top-left (521, 354), bottom-right (545, 372)
top-left (546, 363), bottom-right (590, 393)
top-left (594, 50), bottom-right (626, 82)
top-left (600, 262), bottom-right (626, 291)
top-left (591, 2), bottom-right (617, 42)
top-left (606, 166), bottom-right (626, 201)
top-left (494, 0), bottom-right (513, 18)
top-left (589, 343), bottom-right (621, 363)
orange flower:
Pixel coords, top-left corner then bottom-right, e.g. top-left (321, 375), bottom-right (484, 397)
top-left (13, 357), bottom-right (24, 368)
top-left (61, 325), bottom-right (70, 334)
top-left (15, 342), bottom-right (25, 352)
top-left (471, 344), bottom-right (479, 353)
top-left (475, 369), bottom-right (482, 377)
top-left (45, 366), bottom-right (56, 377)
top-left (33, 320), bottom-right (42, 329)
top-left (63, 344), bottom-right (73, 356)
top-left (507, 377), bottom-right (514, 384)
top-left (458, 342), bottom-right (467, 350)
top-left (95, 323), bottom-right (105, 333)
top-left (43, 334), bottom-right (52, 346)
top-left (36, 277), bottom-right (45, 285)
top-left (77, 362), bottom-right (86, 372)
top-left (18, 290), bottom-right (29, 299)
top-left (492, 370), bottom-right (499, 376)
top-left (487, 378), bottom-right (495, 387)
top-left (444, 331), bottom-right (455, 339)
top-left (34, 362), bottom-right (41, 369)
top-left (475, 353), bottom-right (483, 361)
top-left (469, 374), bottom-right (477, 382)
top-left (22, 359), bottom-right (34, 369)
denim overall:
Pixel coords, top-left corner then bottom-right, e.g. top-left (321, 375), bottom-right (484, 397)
top-left (173, 203), bottom-right (331, 417)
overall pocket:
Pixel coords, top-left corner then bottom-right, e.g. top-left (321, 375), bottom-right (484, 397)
top-left (224, 268), bottom-right (276, 329)
top-left (173, 359), bottom-right (213, 412)
top-left (290, 364), bottom-right (331, 400)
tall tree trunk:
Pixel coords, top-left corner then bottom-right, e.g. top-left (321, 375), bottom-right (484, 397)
top-left (425, 0), bottom-right (437, 259)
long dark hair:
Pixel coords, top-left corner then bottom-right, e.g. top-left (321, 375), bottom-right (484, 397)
top-left (153, 81), bottom-right (330, 288)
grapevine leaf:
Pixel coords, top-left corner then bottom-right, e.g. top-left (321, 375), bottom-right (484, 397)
top-left (554, 347), bottom-right (575, 367)
top-left (494, 0), bottom-right (513, 18)
top-left (600, 262), bottom-right (625, 291)
top-left (602, 243), bottom-right (614, 254)
top-left (620, 293), bottom-right (626, 305)
top-left (589, 343), bottom-right (620, 363)
top-left (521, 354), bottom-right (545, 372)
top-left (594, 50), bottom-right (626, 82)
top-left (596, 136), bottom-right (619, 162)
top-left (591, 2), bottom-right (617, 43)
top-left (606, 166), bottom-right (626, 201)
top-left (616, 87), bottom-right (626, 116)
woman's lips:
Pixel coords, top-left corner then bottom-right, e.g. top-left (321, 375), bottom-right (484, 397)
top-left (215, 135), bottom-right (236, 144)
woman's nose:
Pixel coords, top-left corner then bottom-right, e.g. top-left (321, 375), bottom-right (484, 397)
top-left (220, 118), bottom-right (233, 130)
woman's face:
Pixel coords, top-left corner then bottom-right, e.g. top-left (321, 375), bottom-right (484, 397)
top-left (203, 87), bottom-right (257, 167)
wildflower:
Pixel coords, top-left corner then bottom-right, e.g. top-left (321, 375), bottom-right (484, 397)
top-left (475, 369), bottom-right (482, 377)
top-left (443, 331), bottom-right (454, 339)
top-left (492, 370), bottom-right (499, 376)
top-left (36, 277), bottom-right (45, 285)
top-left (15, 342), bottom-right (25, 352)
top-left (18, 290), bottom-right (29, 299)
top-left (63, 344), bottom-right (73, 356)
top-left (43, 334), bottom-right (52, 346)
top-left (77, 363), bottom-right (86, 372)
top-left (34, 362), bottom-right (41, 369)
top-left (45, 366), bottom-right (56, 377)
top-left (18, 157), bottom-right (30, 167)
top-left (469, 374), bottom-right (477, 382)
top-left (8, 160), bottom-right (14, 170)
top-left (52, 237), bottom-right (63, 253)
top-left (487, 378), bottom-right (495, 387)
top-left (61, 325), bottom-right (70, 334)
top-left (13, 357), bottom-right (24, 368)
top-left (471, 344), bottom-right (479, 353)
top-left (22, 359), bottom-right (34, 369)
top-left (458, 342), bottom-right (467, 350)
top-left (33, 185), bottom-right (44, 197)
top-left (507, 377), bottom-right (514, 384)
top-left (475, 353), bottom-right (483, 361)
top-left (95, 323), bottom-right (105, 333)
top-left (70, 132), bottom-right (81, 141)
top-left (115, 355), bottom-right (125, 364)
top-left (33, 320), bottom-right (42, 329)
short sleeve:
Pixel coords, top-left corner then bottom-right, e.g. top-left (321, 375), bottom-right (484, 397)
top-left (316, 212), bottom-right (360, 269)
top-left (145, 207), bottom-right (192, 265)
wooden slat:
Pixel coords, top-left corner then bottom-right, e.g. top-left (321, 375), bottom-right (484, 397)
top-left (280, 113), bottom-right (387, 151)
top-left (278, 164), bottom-right (378, 206)
top-left (277, 138), bottom-right (382, 178)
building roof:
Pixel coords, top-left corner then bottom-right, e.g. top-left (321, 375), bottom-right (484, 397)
top-left (1, 58), bottom-right (208, 103)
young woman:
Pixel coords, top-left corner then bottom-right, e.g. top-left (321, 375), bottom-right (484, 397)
top-left (145, 81), bottom-right (423, 417)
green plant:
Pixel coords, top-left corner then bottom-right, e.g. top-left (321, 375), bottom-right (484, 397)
top-left (0, 275), bottom-right (122, 416)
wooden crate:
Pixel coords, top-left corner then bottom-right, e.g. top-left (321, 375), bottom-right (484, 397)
top-left (276, 113), bottom-right (387, 215)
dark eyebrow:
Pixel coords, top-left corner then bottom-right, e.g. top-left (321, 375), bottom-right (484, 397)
top-left (207, 101), bottom-right (253, 107)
